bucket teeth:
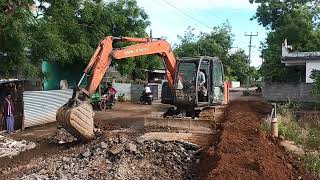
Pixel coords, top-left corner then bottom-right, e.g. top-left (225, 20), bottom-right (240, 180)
top-left (56, 102), bottom-right (95, 140)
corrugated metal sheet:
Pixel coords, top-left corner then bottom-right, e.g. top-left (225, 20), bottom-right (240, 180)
top-left (23, 89), bottom-right (73, 127)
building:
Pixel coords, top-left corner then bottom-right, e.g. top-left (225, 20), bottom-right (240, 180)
top-left (262, 40), bottom-right (320, 102)
top-left (281, 39), bottom-right (320, 83)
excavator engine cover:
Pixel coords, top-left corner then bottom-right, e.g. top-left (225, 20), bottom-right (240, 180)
top-left (56, 101), bottom-right (95, 140)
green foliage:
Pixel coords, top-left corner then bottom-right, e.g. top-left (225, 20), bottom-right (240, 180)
top-left (274, 103), bottom-right (304, 144)
top-left (260, 120), bottom-right (272, 132)
top-left (117, 93), bottom-right (126, 102)
top-left (0, 0), bottom-right (39, 78)
top-left (303, 154), bottom-right (320, 174)
top-left (310, 70), bottom-right (320, 96)
top-left (305, 126), bottom-right (320, 149)
top-left (174, 24), bottom-right (258, 84)
top-left (278, 120), bottom-right (303, 144)
top-left (0, 0), bottom-right (161, 80)
top-left (250, 0), bottom-right (320, 82)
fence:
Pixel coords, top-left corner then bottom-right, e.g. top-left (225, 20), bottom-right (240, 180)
top-left (22, 83), bottom-right (163, 128)
top-left (262, 82), bottom-right (317, 102)
top-left (23, 89), bottom-right (73, 128)
top-left (113, 82), bottom-right (162, 101)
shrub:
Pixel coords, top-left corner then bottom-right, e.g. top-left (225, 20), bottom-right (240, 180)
top-left (117, 93), bottom-right (126, 102)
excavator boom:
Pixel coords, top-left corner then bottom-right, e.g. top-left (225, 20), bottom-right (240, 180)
top-left (56, 36), bottom-right (177, 140)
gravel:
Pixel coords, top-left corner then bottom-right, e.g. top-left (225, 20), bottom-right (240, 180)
top-left (19, 134), bottom-right (200, 180)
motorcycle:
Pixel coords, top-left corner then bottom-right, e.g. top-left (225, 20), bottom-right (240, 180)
top-left (99, 94), bottom-right (116, 110)
top-left (140, 92), bottom-right (153, 105)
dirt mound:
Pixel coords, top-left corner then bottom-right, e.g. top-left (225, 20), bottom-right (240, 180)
top-left (192, 101), bottom-right (312, 180)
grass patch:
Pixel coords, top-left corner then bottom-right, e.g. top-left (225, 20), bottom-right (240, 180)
top-left (305, 126), bottom-right (320, 150)
top-left (261, 120), bottom-right (271, 132)
top-left (303, 154), bottom-right (320, 174)
top-left (262, 102), bottom-right (320, 175)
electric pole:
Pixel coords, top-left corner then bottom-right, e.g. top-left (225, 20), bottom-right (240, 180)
top-left (244, 32), bottom-right (258, 89)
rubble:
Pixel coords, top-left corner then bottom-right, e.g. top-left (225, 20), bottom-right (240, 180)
top-left (18, 135), bottom-right (199, 180)
top-left (125, 142), bottom-right (137, 152)
top-left (0, 135), bottom-right (36, 158)
top-left (109, 144), bottom-right (125, 155)
top-left (51, 128), bottom-right (77, 144)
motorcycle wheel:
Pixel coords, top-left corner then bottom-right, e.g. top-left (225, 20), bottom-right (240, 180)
top-left (99, 100), bottom-right (107, 111)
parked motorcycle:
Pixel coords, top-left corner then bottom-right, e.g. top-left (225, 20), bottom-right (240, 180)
top-left (140, 92), bottom-right (153, 105)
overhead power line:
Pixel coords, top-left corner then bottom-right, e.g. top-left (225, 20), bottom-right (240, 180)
top-left (160, 0), bottom-right (212, 29)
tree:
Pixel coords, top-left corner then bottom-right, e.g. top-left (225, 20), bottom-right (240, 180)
top-left (174, 24), bottom-right (255, 84)
top-left (0, 0), bottom-right (37, 78)
top-left (310, 70), bottom-right (320, 96)
top-left (0, 0), bottom-right (161, 80)
top-left (250, 0), bottom-right (320, 82)
top-left (33, 0), bottom-right (158, 80)
top-left (228, 50), bottom-right (250, 83)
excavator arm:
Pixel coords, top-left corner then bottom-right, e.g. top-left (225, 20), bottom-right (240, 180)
top-left (56, 36), bottom-right (177, 140)
top-left (85, 36), bottom-right (176, 94)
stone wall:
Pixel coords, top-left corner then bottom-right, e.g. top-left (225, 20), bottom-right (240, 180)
top-left (262, 82), bottom-right (316, 102)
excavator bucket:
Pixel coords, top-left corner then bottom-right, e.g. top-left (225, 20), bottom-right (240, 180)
top-left (56, 101), bottom-right (95, 140)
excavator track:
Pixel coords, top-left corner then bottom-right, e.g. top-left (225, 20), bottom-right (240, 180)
top-left (56, 102), bottom-right (95, 140)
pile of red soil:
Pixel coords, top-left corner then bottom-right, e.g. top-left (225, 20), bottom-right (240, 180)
top-left (194, 101), bottom-right (313, 179)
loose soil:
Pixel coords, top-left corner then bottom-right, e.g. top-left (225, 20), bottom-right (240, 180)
top-left (0, 97), bottom-right (315, 179)
top-left (191, 100), bottom-right (314, 180)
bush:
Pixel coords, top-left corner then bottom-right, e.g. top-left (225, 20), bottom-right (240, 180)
top-left (117, 93), bottom-right (126, 102)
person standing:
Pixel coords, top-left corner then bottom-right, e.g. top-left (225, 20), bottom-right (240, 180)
top-left (3, 93), bottom-right (15, 134)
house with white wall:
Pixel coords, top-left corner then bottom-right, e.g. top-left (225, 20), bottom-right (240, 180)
top-left (262, 40), bottom-right (320, 102)
top-left (281, 39), bottom-right (320, 83)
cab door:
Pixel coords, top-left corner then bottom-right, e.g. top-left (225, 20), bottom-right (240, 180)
top-left (197, 59), bottom-right (210, 106)
top-left (211, 61), bottom-right (224, 104)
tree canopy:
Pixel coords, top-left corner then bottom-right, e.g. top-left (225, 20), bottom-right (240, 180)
top-left (174, 25), bottom-right (256, 84)
top-left (250, 0), bottom-right (320, 82)
top-left (0, 0), bottom-right (162, 80)
top-left (0, 0), bottom-right (36, 78)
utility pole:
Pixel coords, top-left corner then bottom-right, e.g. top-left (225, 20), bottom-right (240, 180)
top-left (244, 32), bottom-right (258, 89)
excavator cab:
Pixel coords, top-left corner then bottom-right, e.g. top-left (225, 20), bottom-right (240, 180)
top-left (163, 56), bottom-right (225, 117)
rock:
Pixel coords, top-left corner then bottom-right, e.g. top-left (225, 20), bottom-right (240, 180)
top-left (109, 144), bottom-right (124, 155)
top-left (286, 163), bottom-right (293, 170)
top-left (196, 159), bottom-right (200, 164)
top-left (150, 176), bottom-right (156, 180)
top-left (62, 157), bottom-right (70, 162)
top-left (279, 140), bottom-right (305, 156)
top-left (125, 143), bottom-right (137, 152)
top-left (39, 169), bottom-right (47, 174)
top-left (106, 159), bottom-right (112, 164)
top-left (82, 149), bottom-right (91, 157)
top-left (101, 142), bottom-right (108, 149)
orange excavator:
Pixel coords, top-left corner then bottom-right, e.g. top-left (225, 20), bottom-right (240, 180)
top-left (56, 36), bottom-right (229, 140)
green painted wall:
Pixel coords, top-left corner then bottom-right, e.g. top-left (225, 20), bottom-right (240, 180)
top-left (42, 61), bottom-right (88, 90)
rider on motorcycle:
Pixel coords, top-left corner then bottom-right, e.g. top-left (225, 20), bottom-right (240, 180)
top-left (143, 83), bottom-right (152, 97)
top-left (102, 82), bottom-right (117, 104)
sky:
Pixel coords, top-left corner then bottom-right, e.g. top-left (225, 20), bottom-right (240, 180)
top-left (135, 0), bottom-right (267, 67)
